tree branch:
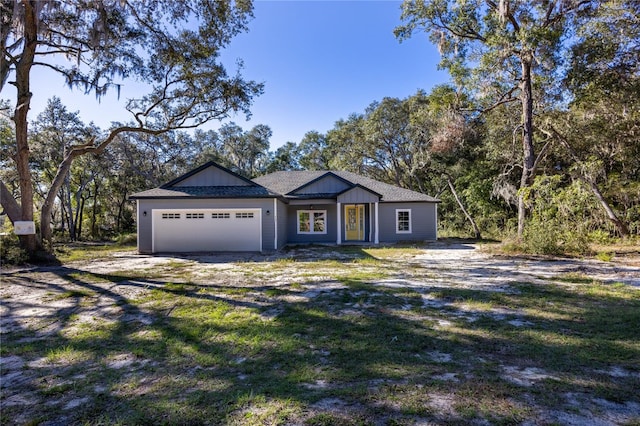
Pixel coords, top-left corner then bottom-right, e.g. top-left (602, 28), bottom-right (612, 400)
top-left (540, 123), bottom-right (630, 236)
top-left (461, 85), bottom-right (519, 113)
top-left (433, 8), bottom-right (486, 42)
top-left (485, 0), bottom-right (520, 32)
top-left (0, 179), bottom-right (22, 224)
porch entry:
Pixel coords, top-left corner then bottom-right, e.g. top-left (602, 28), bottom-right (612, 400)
top-left (345, 204), bottom-right (365, 241)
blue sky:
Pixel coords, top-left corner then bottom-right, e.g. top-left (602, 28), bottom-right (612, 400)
top-left (23, 1), bottom-right (449, 150)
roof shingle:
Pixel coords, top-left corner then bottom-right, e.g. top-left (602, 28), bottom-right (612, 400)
top-left (129, 186), bottom-right (276, 199)
top-left (253, 171), bottom-right (439, 203)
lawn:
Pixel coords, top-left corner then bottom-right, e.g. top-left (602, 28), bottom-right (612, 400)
top-left (1, 243), bottom-right (639, 425)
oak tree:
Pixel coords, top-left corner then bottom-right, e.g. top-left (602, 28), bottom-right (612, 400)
top-left (1, 0), bottom-right (262, 255)
top-left (396, 0), bottom-right (593, 237)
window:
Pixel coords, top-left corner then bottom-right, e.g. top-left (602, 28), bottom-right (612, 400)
top-left (297, 210), bottom-right (326, 234)
top-left (161, 213), bottom-right (181, 219)
top-left (211, 213), bottom-right (230, 219)
top-left (235, 212), bottom-right (254, 219)
top-left (396, 209), bottom-right (411, 233)
top-left (186, 213), bottom-right (204, 219)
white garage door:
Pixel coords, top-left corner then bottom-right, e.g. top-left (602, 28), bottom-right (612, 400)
top-left (152, 209), bottom-right (261, 252)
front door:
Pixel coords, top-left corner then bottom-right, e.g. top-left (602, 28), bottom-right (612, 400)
top-left (345, 204), bottom-right (365, 241)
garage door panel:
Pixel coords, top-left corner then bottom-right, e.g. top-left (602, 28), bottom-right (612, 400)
top-left (153, 209), bottom-right (261, 252)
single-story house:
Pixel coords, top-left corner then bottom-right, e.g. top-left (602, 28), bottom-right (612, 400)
top-left (129, 161), bottom-right (439, 253)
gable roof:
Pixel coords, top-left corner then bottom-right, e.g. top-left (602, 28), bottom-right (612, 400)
top-left (251, 171), bottom-right (327, 195)
top-left (160, 161), bottom-right (255, 188)
top-left (253, 171), bottom-right (439, 203)
top-left (129, 161), bottom-right (439, 203)
top-left (129, 162), bottom-right (278, 200)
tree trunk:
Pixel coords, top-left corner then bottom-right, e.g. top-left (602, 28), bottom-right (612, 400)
top-left (13, 1), bottom-right (40, 253)
top-left (548, 125), bottom-right (630, 238)
top-left (446, 175), bottom-right (482, 239)
top-left (65, 173), bottom-right (76, 241)
top-left (91, 181), bottom-right (100, 238)
top-left (585, 179), bottom-right (630, 237)
top-left (41, 154), bottom-right (76, 243)
top-left (116, 197), bottom-right (126, 233)
top-left (76, 196), bottom-right (86, 238)
top-left (0, 180), bottom-right (22, 224)
top-left (517, 56), bottom-right (536, 239)
top-left (60, 193), bottom-right (67, 233)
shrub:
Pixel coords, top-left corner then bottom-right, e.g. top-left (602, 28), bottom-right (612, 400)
top-left (523, 220), bottom-right (562, 255)
top-left (1, 234), bottom-right (29, 265)
top-left (115, 233), bottom-right (137, 246)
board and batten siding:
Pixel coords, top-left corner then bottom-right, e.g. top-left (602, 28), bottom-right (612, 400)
top-left (378, 202), bottom-right (437, 242)
top-left (337, 187), bottom-right (379, 204)
top-left (136, 198), bottom-right (276, 253)
top-left (292, 175), bottom-right (350, 195)
top-left (174, 167), bottom-right (251, 187)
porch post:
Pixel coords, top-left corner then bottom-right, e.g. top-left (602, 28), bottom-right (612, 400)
top-left (336, 202), bottom-right (342, 244)
top-left (369, 203), bottom-right (373, 243)
top-left (374, 202), bottom-right (379, 244)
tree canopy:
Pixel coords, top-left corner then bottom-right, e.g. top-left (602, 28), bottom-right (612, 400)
top-left (1, 0), bottom-right (637, 261)
top-left (395, 0), bottom-right (594, 237)
top-left (1, 0), bottom-right (262, 254)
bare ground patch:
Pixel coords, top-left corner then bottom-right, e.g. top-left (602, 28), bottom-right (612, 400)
top-left (1, 242), bottom-right (639, 425)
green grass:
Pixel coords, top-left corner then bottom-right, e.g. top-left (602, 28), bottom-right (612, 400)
top-left (2, 245), bottom-right (639, 425)
top-left (55, 241), bottom-right (136, 263)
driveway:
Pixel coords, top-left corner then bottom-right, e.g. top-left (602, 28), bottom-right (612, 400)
top-left (1, 241), bottom-right (639, 425)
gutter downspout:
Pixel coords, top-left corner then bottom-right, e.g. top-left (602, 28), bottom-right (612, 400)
top-left (374, 202), bottom-right (379, 244)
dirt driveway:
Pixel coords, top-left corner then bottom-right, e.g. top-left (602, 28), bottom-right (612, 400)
top-left (1, 241), bottom-right (639, 425)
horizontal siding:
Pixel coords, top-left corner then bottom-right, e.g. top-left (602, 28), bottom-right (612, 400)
top-left (378, 202), bottom-right (437, 242)
top-left (276, 200), bottom-right (288, 249)
top-left (286, 204), bottom-right (337, 244)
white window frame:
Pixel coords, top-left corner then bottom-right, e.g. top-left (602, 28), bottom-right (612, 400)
top-left (396, 209), bottom-right (412, 234)
top-left (297, 210), bottom-right (327, 235)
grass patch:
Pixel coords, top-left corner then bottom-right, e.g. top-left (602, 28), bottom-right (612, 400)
top-left (45, 345), bottom-right (92, 364)
top-left (50, 288), bottom-right (95, 300)
top-left (363, 246), bottom-right (424, 259)
top-left (54, 241), bottom-right (136, 263)
top-left (3, 245), bottom-right (639, 425)
top-left (595, 251), bottom-right (614, 262)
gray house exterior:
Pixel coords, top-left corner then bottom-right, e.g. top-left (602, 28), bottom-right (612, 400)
top-left (130, 161), bottom-right (439, 253)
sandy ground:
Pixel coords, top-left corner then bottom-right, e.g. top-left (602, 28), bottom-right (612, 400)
top-left (1, 242), bottom-right (639, 425)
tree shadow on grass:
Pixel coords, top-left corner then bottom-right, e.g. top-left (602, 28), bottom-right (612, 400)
top-left (2, 263), bottom-right (639, 425)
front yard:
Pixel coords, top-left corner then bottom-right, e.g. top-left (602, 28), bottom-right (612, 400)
top-left (1, 242), bottom-right (639, 425)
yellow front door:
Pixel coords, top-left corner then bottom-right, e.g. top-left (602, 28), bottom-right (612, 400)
top-left (345, 205), bottom-right (365, 241)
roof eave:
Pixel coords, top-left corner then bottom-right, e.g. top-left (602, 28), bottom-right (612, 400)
top-left (285, 171), bottom-right (355, 196)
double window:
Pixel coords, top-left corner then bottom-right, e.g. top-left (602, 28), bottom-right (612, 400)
top-left (396, 209), bottom-right (412, 233)
top-left (297, 210), bottom-right (327, 234)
